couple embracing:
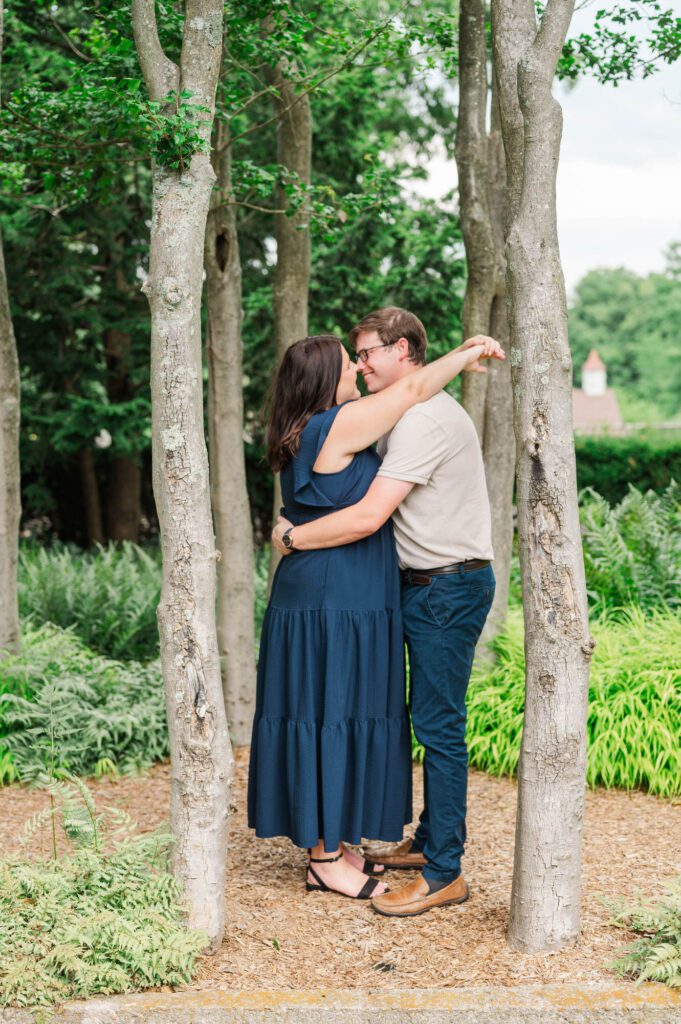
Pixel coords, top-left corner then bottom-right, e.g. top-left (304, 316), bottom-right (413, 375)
top-left (248, 307), bottom-right (504, 918)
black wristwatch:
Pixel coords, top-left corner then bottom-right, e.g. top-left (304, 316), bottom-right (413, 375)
top-left (282, 527), bottom-right (295, 550)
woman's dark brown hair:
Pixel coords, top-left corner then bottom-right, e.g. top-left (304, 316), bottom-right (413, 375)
top-left (266, 335), bottom-right (344, 472)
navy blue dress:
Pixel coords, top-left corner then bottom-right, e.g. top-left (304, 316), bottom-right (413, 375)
top-left (248, 402), bottom-right (412, 851)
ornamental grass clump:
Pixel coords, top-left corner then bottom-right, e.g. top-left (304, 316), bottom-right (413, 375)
top-left (0, 774), bottom-right (207, 1008)
top-left (609, 881), bottom-right (681, 989)
top-left (415, 607), bottom-right (681, 797)
top-left (0, 624), bottom-right (168, 784)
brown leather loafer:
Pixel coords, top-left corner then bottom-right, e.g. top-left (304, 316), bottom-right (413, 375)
top-left (364, 838), bottom-right (427, 870)
top-left (371, 873), bottom-right (469, 917)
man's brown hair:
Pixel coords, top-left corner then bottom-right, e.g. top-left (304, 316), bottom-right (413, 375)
top-left (349, 306), bottom-right (428, 365)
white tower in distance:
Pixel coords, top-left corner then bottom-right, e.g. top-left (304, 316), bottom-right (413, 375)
top-left (582, 349), bottom-right (607, 398)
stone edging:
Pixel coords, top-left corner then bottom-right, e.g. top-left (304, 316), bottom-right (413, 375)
top-left (2, 984), bottom-right (680, 1024)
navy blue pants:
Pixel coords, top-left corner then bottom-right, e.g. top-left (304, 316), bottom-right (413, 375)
top-left (402, 564), bottom-right (495, 883)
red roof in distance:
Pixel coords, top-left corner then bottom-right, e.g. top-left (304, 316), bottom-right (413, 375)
top-left (583, 349), bottom-right (606, 371)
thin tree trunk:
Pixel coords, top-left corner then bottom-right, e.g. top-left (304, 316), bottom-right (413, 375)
top-left (455, 0), bottom-right (494, 440)
top-left (0, 228), bottom-right (21, 657)
top-left (104, 328), bottom-right (141, 543)
top-left (481, 296), bottom-right (514, 645)
top-left (480, 80), bottom-right (515, 648)
top-left (0, 2), bottom-right (20, 658)
top-left (106, 457), bottom-right (142, 543)
top-left (79, 449), bottom-right (105, 547)
top-left (492, 0), bottom-right (594, 953)
top-left (133, 0), bottom-right (232, 950)
top-left (205, 122), bottom-right (256, 746)
top-left (264, 54), bottom-right (312, 586)
top-left (456, 0), bottom-right (515, 647)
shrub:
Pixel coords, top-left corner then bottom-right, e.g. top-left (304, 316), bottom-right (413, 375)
top-left (580, 482), bottom-right (680, 615)
top-left (18, 542), bottom-right (161, 662)
top-left (575, 432), bottom-right (681, 504)
top-left (609, 881), bottom-right (681, 989)
top-left (0, 624), bottom-right (168, 784)
top-left (0, 775), bottom-right (207, 1008)
top-left (412, 608), bottom-right (681, 797)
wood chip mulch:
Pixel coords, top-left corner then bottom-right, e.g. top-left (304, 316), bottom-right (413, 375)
top-left (1, 749), bottom-right (679, 990)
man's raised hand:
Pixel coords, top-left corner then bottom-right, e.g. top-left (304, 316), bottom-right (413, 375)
top-left (459, 334), bottom-right (505, 373)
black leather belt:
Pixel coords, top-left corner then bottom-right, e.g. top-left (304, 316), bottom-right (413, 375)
top-left (400, 559), bottom-right (490, 586)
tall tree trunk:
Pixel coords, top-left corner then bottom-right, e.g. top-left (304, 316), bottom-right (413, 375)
top-left (104, 328), bottom-right (141, 543)
top-left (0, 228), bottom-right (21, 657)
top-left (480, 82), bottom-right (515, 647)
top-left (80, 449), bottom-right (105, 546)
top-left (265, 56), bottom-right (312, 586)
top-left (455, 0), bottom-right (495, 440)
top-left (205, 122), bottom-right (256, 746)
top-left (456, 0), bottom-right (515, 647)
top-left (492, 0), bottom-right (594, 953)
top-left (481, 292), bottom-right (514, 645)
top-left (132, 0), bottom-right (232, 950)
top-left (106, 457), bottom-right (142, 543)
top-left (0, 3), bottom-right (20, 658)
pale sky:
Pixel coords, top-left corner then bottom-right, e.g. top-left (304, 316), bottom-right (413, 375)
top-left (413, 2), bottom-right (681, 294)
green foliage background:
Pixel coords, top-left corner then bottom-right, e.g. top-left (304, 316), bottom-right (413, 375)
top-left (569, 252), bottom-right (681, 422)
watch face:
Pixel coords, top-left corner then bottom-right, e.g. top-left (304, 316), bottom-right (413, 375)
top-left (283, 531), bottom-right (292, 548)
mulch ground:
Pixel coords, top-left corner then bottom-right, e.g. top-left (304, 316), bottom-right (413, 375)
top-left (1, 749), bottom-right (679, 990)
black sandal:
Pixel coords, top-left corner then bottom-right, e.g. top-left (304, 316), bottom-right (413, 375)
top-left (340, 843), bottom-right (385, 876)
top-left (305, 851), bottom-right (385, 900)
top-left (361, 858), bottom-right (386, 877)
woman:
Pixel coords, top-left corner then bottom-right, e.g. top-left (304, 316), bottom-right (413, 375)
top-left (248, 333), bottom-right (496, 900)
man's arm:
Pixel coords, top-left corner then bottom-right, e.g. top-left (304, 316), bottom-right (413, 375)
top-left (272, 476), bottom-right (413, 554)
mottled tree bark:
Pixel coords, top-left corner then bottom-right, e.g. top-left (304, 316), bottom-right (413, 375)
top-left (455, 0), bottom-right (494, 439)
top-left (0, 228), bottom-right (20, 657)
top-left (480, 83), bottom-right (515, 647)
top-left (205, 122), bottom-right (256, 746)
top-left (492, 0), bottom-right (594, 953)
top-left (0, 3), bottom-right (20, 657)
top-left (456, 0), bottom-right (515, 646)
top-left (264, 54), bottom-right (312, 585)
top-left (132, 0), bottom-right (233, 950)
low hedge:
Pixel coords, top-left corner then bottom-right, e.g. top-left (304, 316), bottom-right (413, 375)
top-left (575, 432), bottom-right (681, 504)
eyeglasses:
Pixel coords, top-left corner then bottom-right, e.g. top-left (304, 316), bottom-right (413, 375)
top-left (355, 341), bottom-right (395, 365)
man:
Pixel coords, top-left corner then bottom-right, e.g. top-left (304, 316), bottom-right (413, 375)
top-left (272, 307), bottom-right (499, 917)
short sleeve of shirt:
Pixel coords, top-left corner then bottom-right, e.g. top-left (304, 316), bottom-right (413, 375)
top-left (377, 408), bottom-right (449, 485)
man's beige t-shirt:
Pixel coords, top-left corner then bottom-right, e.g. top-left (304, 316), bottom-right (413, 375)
top-left (377, 390), bottom-right (493, 570)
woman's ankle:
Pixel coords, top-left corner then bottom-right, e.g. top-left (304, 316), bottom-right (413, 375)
top-left (309, 842), bottom-right (341, 861)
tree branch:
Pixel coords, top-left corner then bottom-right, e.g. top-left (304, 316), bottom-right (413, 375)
top-left (131, 0), bottom-right (179, 103)
top-left (219, 0), bottom-right (413, 152)
top-left (180, 0), bottom-right (223, 138)
top-left (535, 0), bottom-right (577, 70)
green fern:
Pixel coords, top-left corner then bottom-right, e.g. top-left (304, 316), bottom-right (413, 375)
top-left (0, 777), bottom-right (207, 1008)
top-left (17, 542), bottom-right (161, 662)
top-left (609, 881), bottom-right (681, 988)
top-left (0, 624), bottom-right (168, 783)
top-left (580, 482), bottom-right (681, 616)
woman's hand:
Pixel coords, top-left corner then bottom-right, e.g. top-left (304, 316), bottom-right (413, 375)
top-left (272, 516), bottom-right (294, 556)
top-left (459, 334), bottom-right (506, 373)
